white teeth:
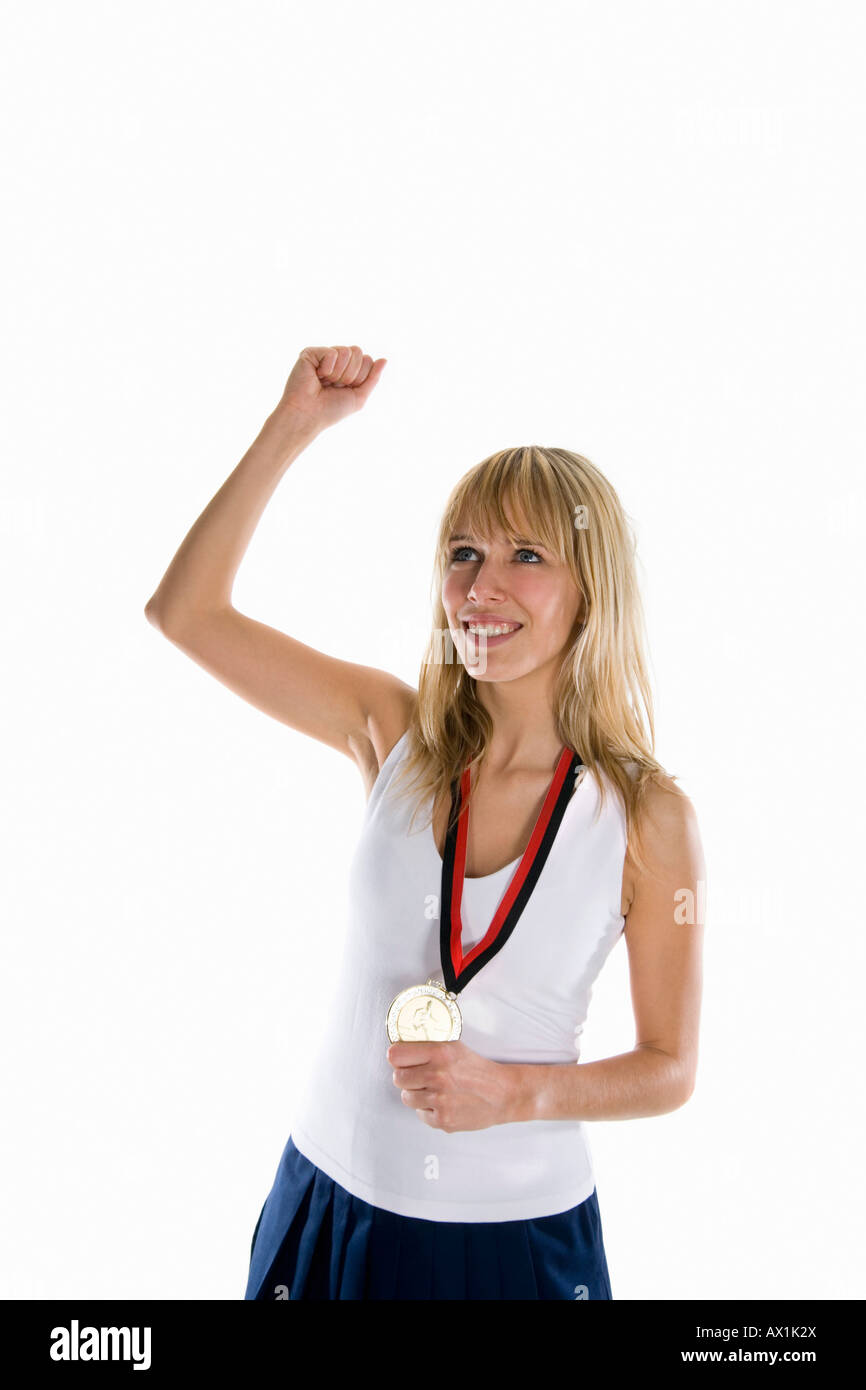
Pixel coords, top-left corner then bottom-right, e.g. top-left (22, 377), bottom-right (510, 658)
top-left (466, 622), bottom-right (519, 636)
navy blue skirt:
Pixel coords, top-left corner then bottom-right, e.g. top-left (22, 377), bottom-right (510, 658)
top-left (244, 1134), bottom-right (612, 1300)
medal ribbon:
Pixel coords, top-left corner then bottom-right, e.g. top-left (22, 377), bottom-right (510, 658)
top-left (439, 745), bottom-right (583, 994)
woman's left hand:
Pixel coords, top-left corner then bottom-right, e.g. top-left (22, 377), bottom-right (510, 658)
top-left (386, 1039), bottom-right (519, 1131)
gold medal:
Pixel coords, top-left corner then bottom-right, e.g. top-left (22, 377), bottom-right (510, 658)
top-left (386, 978), bottom-right (463, 1043)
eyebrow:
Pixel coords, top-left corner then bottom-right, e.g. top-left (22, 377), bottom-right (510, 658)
top-left (448, 533), bottom-right (546, 548)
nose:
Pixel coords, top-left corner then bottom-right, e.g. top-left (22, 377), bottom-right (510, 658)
top-left (466, 553), bottom-right (511, 601)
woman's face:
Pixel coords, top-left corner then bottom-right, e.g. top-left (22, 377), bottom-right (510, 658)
top-left (441, 517), bottom-right (584, 682)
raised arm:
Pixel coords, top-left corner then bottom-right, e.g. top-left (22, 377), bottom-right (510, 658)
top-left (144, 346), bottom-right (416, 790)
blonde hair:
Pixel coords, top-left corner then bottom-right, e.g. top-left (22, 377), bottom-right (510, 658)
top-left (389, 445), bottom-right (686, 880)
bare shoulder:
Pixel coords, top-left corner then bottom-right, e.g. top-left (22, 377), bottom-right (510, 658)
top-left (351, 678), bottom-right (419, 800)
top-left (623, 774), bottom-right (705, 911)
top-left (623, 774), bottom-right (705, 919)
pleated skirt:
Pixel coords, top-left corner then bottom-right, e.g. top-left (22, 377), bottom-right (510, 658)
top-left (244, 1133), bottom-right (612, 1300)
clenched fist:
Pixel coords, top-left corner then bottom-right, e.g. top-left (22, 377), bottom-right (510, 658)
top-left (273, 345), bottom-right (387, 437)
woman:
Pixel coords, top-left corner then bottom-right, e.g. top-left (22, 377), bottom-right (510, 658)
top-left (145, 344), bottom-right (705, 1301)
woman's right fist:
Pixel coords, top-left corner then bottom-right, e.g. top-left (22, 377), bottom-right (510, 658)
top-left (274, 346), bottom-right (387, 436)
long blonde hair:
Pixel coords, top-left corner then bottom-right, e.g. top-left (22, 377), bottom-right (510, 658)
top-left (389, 445), bottom-right (686, 880)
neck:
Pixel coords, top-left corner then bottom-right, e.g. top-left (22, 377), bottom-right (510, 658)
top-left (473, 668), bottom-right (564, 774)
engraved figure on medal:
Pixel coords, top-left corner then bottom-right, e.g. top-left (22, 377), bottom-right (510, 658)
top-left (386, 978), bottom-right (462, 1043)
top-left (398, 995), bottom-right (452, 1041)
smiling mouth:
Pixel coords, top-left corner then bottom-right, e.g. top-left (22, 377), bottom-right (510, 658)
top-left (461, 621), bottom-right (523, 636)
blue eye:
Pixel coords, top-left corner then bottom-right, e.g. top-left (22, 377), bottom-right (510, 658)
top-left (449, 546), bottom-right (542, 563)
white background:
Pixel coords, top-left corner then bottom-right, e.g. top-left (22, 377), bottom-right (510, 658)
top-left (2, 0), bottom-right (863, 1300)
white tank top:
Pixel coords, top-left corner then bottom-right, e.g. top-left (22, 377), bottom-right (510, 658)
top-left (290, 729), bottom-right (628, 1222)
